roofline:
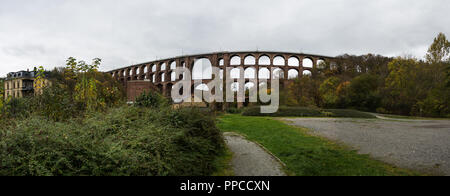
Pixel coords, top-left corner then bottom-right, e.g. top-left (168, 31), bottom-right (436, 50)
top-left (107, 51), bottom-right (336, 72)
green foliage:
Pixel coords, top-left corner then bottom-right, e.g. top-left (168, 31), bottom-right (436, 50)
top-left (319, 77), bottom-right (341, 108)
top-left (0, 79), bottom-right (4, 113)
top-left (242, 106), bottom-right (376, 118)
top-left (225, 107), bottom-right (243, 114)
top-left (134, 90), bottom-right (168, 108)
top-left (347, 74), bottom-right (381, 111)
top-left (0, 106), bottom-right (224, 176)
top-left (1, 97), bottom-right (32, 119)
top-left (426, 32), bottom-right (450, 64)
top-left (33, 85), bottom-right (83, 122)
top-left (280, 33), bottom-right (449, 117)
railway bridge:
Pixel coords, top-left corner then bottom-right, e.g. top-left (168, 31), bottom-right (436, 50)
top-left (107, 51), bottom-right (335, 107)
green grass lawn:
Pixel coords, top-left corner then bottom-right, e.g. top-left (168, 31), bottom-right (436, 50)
top-left (217, 114), bottom-right (421, 176)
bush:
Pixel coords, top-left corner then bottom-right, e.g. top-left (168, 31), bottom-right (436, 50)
top-left (242, 106), bottom-right (376, 118)
top-left (226, 107), bottom-right (243, 114)
top-left (0, 106), bottom-right (224, 176)
top-left (1, 97), bottom-right (32, 119)
top-left (134, 90), bottom-right (168, 108)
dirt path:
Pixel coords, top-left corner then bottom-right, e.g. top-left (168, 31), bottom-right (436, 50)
top-left (223, 132), bottom-right (286, 176)
top-left (284, 118), bottom-right (450, 175)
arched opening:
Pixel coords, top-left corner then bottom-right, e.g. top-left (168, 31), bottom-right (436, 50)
top-left (160, 73), bottom-right (165, 82)
top-left (273, 56), bottom-right (285, 66)
top-left (135, 67), bottom-right (140, 75)
top-left (219, 59), bottom-right (224, 66)
top-left (144, 66), bottom-right (148, 74)
top-left (244, 55), bottom-right (256, 65)
top-left (303, 70), bottom-right (312, 76)
top-left (230, 56), bottom-right (241, 65)
top-left (258, 68), bottom-right (270, 79)
top-left (171, 72), bottom-right (176, 82)
top-left (288, 69), bottom-right (299, 79)
top-left (230, 68), bottom-right (240, 79)
top-left (128, 69), bottom-right (132, 76)
top-left (317, 59), bottom-right (326, 69)
top-left (273, 68), bottom-right (284, 79)
top-left (244, 67), bottom-right (256, 79)
top-left (160, 63), bottom-right (167, 71)
top-left (258, 55), bottom-right (270, 65)
top-left (152, 65), bottom-right (157, 72)
top-left (356, 65), bottom-right (362, 73)
top-left (152, 74), bottom-right (156, 83)
top-left (303, 58), bottom-right (313, 68)
top-left (288, 57), bottom-right (300, 67)
top-left (170, 61), bottom-right (177, 70)
top-left (192, 58), bottom-right (213, 80)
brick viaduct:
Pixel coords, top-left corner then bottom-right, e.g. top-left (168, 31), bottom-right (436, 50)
top-left (107, 51), bottom-right (335, 106)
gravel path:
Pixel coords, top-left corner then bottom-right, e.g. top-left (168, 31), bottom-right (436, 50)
top-left (224, 132), bottom-right (286, 176)
top-left (284, 117), bottom-right (450, 175)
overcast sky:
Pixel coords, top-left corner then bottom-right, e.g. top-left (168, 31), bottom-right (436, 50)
top-left (1, 0), bottom-right (449, 77)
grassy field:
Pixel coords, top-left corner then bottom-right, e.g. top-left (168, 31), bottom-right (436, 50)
top-left (217, 114), bottom-right (421, 176)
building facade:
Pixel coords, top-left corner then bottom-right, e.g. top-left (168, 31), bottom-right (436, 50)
top-left (3, 70), bottom-right (50, 100)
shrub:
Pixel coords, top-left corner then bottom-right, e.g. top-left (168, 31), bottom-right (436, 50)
top-left (0, 106), bottom-right (224, 176)
top-left (1, 97), bottom-right (32, 119)
top-left (134, 90), bottom-right (168, 108)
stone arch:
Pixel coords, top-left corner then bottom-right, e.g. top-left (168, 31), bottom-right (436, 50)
top-left (170, 71), bottom-right (177, 82)
top-left (244, 55), bottom-right (256, 65)
top-left (288, 57), bottom-right (300, 67)
top-left (303, 57), bottom-right (313, 68)
top-left (134, 67), bottom-right (140, 75)
top-left (244, 67), bottom-right (256, 79)
top-left (230, 68), bottom-right (240, 79)
top-left (288, 69), bottom-right (299, 79)
top-left (152, 64), bottom-right (157, 72)
top-left (230, 56), bottom-right (241, 65)
top-left (160, 63), bottom-right (167, 71)
top-left (170, 61), bottom-right (177, 70)
top-left (160, 72), bottom-right (166, 82)
top-left (273, 68), bottom-right (284, 79)
top-left (258, 55), bottom-right (270, 65)
top-left (192, 58), bottom-right (212, 80)
top-left (144, 65), bottom-right (149, 74)
top-left (317, 59), bottom-right (326, 69)
top-left (273, 56), bottom-right (285, 66)
top-left (303, 70), bottom-right (312, 76)
top-left (258, 68), bottom-right (270, 79)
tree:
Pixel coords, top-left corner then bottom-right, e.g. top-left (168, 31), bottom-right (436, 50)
top-left (0, 79), bottom-right (4, 112)
top-left (66, 57), bottom-right (103, 111)
top-left (33, 66), bottom-right (47, 94)
top-left (347, 74), bottom-right (381, 111)
top-left (426, 33), bottom-right (450, 64)
top-left (319, 77), bottom-right (341, 108)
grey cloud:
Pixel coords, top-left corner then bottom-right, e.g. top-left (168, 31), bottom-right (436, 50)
top-left (0, 0), bottom-right (449, 77)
